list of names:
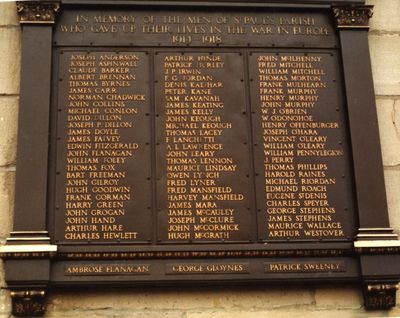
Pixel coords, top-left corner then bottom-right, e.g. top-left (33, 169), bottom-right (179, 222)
top-left (56, 51), bottom-right (152, 242)
top-left (250, 53), bottom-right (352, 241)
top-left (155, 53), bottom-right (252, 242)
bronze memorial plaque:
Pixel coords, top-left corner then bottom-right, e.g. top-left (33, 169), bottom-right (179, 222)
top-left (3, 1), bottom-right (399, 315)
top-left (50, 8), bottom-right (357, 247)
top-left (51, 10), bottom-right (355, 255)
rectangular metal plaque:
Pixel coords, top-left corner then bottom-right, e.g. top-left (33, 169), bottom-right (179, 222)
top-left (49, 5), bottom-right (358, 251)
top-left (9, 3), bottom-right (399, 308)
top-left (47, 3), bottom-right (360, 255)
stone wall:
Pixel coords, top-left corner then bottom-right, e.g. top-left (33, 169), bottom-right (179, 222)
top-left (0, 0), bottom-right (399, 317)
top-left (0, 2), bottom-right (19, 317)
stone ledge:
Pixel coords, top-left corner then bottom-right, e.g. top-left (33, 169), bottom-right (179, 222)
top-left (46, 311), bottom-right (182, 318)
top-left (314, 286), bottom-right (362, 309)
top-left (48, 287), bottom-right (313, 311)
top-left (186, 308), bottom-right (400, 318)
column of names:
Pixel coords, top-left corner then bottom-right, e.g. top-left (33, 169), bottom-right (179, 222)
top-left (156, 52), bottom-right (252, 243)
top-left (250, 53), bottom-right (351, 241)
top-left (56, 51), bottom-right (152, 242)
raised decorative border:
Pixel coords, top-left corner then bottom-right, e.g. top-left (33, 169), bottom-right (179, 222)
top-left (59, 249), bottom-right (350, 260)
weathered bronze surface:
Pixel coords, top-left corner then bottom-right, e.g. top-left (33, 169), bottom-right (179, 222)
top-left (2, 1), bottom-right (400, 315)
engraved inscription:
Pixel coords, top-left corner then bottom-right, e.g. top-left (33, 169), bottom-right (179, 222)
top-left (55, 51), bottom-right (152, 243)
top-left (65, 263), bottom-right (150, 275)
top-left (264, 260), bottom-right (346, 273)
top-left (155, 52), bottom-right (252, 243)
top-left (250, 52), bottom-right (355, 241)
top-left (54, 10), bottom-right (337, 48)
top-left (166, 263), bottom-right (249, 274)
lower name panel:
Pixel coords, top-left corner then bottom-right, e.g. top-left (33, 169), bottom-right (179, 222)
top-left (52, 257), bottom-right (359, 285)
